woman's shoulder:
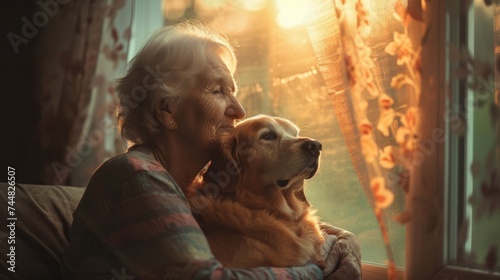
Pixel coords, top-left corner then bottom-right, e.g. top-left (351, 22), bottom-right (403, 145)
top-left (100, 145), bottom-right (162, 172)
top-left (89, 145), bottom-right (172, 188)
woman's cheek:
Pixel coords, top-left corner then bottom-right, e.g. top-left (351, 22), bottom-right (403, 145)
top-left (196, 100), bottom-right (219, 134)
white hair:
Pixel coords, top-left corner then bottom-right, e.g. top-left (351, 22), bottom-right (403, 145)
top-left (116, 20), bottom-right (238, 145)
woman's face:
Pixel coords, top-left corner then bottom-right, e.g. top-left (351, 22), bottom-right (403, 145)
top-left (173, 58), bottom-right (245, 152)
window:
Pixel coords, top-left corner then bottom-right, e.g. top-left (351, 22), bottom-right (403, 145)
top-left (447, 1), bottom-right (500, 276)
top-left (163, 0), bottom-right (407, 275)
top-left (410, 0), bottom-right (499, 279)
top-left (457, 1), bottom-right (499, 270)
top-left (225, 4), bottom-right (407, 269)
top-left (132, 0), bottom-right (500, 278)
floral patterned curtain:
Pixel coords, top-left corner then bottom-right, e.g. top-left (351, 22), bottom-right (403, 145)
top-left (307, 0), bottom-right (426, 278)
top-left (495, 4), bottom-right (500, 194)
top-left (36, 0), bottom-right (132, 186)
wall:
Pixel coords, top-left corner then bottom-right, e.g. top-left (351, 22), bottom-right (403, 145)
top-left (1, 1), bottom-right (42, 184)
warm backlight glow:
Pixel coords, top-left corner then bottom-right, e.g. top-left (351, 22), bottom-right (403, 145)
top-left (162, 0), bottom-right (192, 20)
top-left (194, 0), bottom-right (228, 17)
top-left (274, 0), bottom-right (310, 29)
top-left (240, 0), bottom-right (267, 11)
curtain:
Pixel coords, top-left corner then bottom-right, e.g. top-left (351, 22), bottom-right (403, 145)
top-left (307, 0), bottom-right (427, 278)
top-left (36, 0), bottom-right (132, 186)
top-left (496, 5), bottom-right (500, 188)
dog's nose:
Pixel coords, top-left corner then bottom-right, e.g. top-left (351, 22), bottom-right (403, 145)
top-left (301, 139), bottom-right (322, 156)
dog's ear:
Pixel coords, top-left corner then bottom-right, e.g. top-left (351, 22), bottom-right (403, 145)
top-left (203, 133), bottom-right (241, 193)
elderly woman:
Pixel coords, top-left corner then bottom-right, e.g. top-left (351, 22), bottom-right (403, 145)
top-left (62, 21), bottom-right (361, 279)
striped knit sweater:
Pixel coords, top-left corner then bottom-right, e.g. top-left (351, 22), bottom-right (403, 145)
top-left (61, 144), bottom-right (323, 280)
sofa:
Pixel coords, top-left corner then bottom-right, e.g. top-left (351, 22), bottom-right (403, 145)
top-left (0, 182), bottom-right (84, 280)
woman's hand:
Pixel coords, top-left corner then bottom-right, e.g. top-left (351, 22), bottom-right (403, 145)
top-left (320, 222), bottom-right (362, 280)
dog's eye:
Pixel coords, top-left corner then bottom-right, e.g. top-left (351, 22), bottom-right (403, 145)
top-left (260, 131), bottom-right (277, 140)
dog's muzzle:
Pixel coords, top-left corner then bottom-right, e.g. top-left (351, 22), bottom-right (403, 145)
top-left (302, 139), bottom-right (322, 179)
top-left (276, 139), bottom-right (322, 187)
top-left (301, 139), bottom-right (322, 157)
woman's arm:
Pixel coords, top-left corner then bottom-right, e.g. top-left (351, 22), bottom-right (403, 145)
top-left (100, 170), bottom-right (323, 280)
top-left (319, 222), bottom-right (362, 280)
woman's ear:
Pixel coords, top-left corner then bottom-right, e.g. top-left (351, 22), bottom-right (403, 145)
top-left (155, 99), bottom-right (178, 130)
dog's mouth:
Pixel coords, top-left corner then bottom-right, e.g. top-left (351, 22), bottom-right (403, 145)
top-left (276, 179), bottom-right (290, 187)
top-left (306, 161), bottom-right (319, 179)
top-left (276, 159), bottom-right (319, 188)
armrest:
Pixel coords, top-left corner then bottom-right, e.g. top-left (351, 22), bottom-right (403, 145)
top-left (0, 183), bottom-right (84, 280)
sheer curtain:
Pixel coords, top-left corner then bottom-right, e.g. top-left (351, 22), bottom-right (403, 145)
top-left (307, 0), bottom-right (426, 278)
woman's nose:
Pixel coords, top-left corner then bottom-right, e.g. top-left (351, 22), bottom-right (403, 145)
top-left (225, 96), bottom-right (246, 120)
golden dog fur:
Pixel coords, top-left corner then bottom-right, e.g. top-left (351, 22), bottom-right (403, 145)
top-left (188, 115), bottom-right (325, 268)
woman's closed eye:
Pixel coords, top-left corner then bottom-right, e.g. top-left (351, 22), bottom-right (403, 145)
top-left (207, 84), bottom-right (223, 94)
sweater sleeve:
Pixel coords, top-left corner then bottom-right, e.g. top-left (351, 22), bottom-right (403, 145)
top-left (319, 222), bottom-right (361, 280)
top-left (100, 170), bottom-right (322, 280)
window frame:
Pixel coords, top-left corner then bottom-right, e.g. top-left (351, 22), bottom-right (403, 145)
top-left (363, 1), bottom-right (499, 279)
top-left (405, 0), bottom-right (447, 279)
top-left (361, 263), bottom-right (405, 280)
top-left (405, 1), bottom-right (500, 280)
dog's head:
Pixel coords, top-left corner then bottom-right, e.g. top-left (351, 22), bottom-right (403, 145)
top-left (203, 115), bottom-right (322, 216)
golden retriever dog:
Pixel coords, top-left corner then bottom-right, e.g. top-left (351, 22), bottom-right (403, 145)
top-left (188, 114), bottom-right (325, 268)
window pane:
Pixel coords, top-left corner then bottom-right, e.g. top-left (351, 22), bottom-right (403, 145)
top-left (458, 1), bottom-right (500, 270)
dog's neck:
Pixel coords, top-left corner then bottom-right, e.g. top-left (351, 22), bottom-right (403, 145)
top-left (199, 160), bottom-right (310, 222)
top-left (234, 183), bottom-right (308, 222)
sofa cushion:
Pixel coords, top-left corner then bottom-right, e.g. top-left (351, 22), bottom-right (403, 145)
top-left (0, 183), bottom-right (84, 280)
